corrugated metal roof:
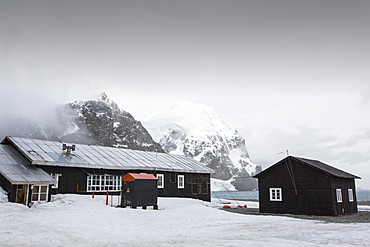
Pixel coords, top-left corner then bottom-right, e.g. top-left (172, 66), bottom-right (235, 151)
top-left (254, 156), bottom-right (360, 179)
top-left (293, 156), bottom-right (361, 179)
top-left (5, 136), bottom-right (214, 174)
top-left (0, 145), bottom-right (56, 185)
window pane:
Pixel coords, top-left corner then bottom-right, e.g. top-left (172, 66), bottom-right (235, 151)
top-left (157, 174), bottom-right (164, 188)
top-left (33, 185), bottom-right (40, 193)
top-left (40, 193), bottom-right (47, 201)
top-left (336, 189), bottom-right (342, 203)
top-left (270, 188), bottom-right (282, 201)
top-left (32, 193), bottom-right (39, 201)
top-left (348, 189), bottom-right (354, 202)
top-left (178, 175), bottom-right (184, 189)
top-left (87, 174), bottom-right (123, 191)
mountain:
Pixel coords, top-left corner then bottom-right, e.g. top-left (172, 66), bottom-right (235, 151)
top-left (1, 93), bottom-right (163, 153)
top-left (144, 101), bottom-right (261, 191)
top-left (1, 94), bottom-right (260, 190)
top-left (58, 93), bottom-right (164, 152)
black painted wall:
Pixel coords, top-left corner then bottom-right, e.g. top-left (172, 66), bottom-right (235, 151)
top-left (38, 166), bottom-right (211, 202)
top-left (256, 157), bottom-right (358, 216)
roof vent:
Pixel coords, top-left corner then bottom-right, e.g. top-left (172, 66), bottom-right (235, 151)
top-left (62, 144), bottom-right (76, 155)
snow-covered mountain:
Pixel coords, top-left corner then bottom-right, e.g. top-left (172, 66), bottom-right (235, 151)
top-left (0, 93), bottom-right (163, 153)
top-left (144, 101), bottom-right (261, 191)
top-left (1, 94), bottom-right (260, 190)
top-left (58, 93), bottom-right (163, 152)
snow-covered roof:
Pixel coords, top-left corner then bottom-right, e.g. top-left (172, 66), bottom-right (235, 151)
top-left (0, 145), bottom-right (55, 185)
top-left (3, 136), bottom-right (214, 174)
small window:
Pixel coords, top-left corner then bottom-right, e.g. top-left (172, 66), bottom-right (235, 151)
top-left (269, 188), bottom-right (282, 201)
top-left (31, 185), bottom-right (48, 202)
top-left (178, 175), bottom-right (184, 189)
top-left (348, 189), bottom-right (354, 202)
top-left (157, 174), bottom-right (164, 188)
top-left (50, 173), bottom-right (61, 189)
top-left (197, 184), bottom-right (202, 194)
top-left (86, 175), bottom-right (122, 191)
top-left (203, 183), bottom-right (209, 194)
top-left (336, 189), bottom-right (342, 203)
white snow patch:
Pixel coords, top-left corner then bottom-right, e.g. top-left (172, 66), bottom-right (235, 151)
top-left (96, 112), bottom-right (105, 117)
top-left (211, 178), bottom-right (236, 191)
top-left (145, 101), bottom-right (236, 143)
top-left (63, 122), bottom-right (80, 135)
top-left (0, 194), bottom-right (369, 246)
top-left (0, 186), bottom-right (8, 203)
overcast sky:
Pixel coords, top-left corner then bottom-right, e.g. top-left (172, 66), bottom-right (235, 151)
top-left (1, 0), bottom-right (370, 188)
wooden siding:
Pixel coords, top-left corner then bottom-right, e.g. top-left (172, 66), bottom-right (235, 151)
top-left (39, 166), bottom-right (211, 202)
top-left (331, 178), bottom-right (358, 216)
top-left (256, 157), bottom-right (358, 216)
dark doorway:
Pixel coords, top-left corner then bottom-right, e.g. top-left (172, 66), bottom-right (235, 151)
top-left (16, 185), bottom-right (27, 205)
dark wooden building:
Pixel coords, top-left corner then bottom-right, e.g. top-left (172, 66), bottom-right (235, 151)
top-left (253, 156), bottom-right (360, 216)
top-left (121, 173), bottom-right (158, 209)
top-left (0, 144), bottom-right (55, 206)
top-left (0, 136), bottom-right (213, 204)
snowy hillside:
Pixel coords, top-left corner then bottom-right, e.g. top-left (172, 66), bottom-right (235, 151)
top-left (1, 192), bottom-right (370, 247)
top-left (144, 101), bottom-right (261, 191)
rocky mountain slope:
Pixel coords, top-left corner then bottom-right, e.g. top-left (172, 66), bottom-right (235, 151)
top-left (58, 93), bottom-right (163, 152)
top-left (144, 101), bottom-right (261, 191)
top-left (1, 93), bottom-right (163, 153)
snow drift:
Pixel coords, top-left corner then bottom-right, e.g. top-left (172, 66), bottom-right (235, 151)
top-left (1, 194), bottom-right (370, 247)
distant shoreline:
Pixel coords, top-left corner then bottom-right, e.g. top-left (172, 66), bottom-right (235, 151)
top-left (212, 190), bottom-right (370, 202)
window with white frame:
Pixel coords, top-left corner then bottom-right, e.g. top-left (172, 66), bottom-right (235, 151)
top-left (50, 173), bottom-right (62, 189)
top-left (269, 188), bottom-right (282, 201)
top-left (348, 189), bottom-right (354, 202)
top-left (87, 175), bottom-right (122, 191)
top-left (178, 175), bottom-right (184, 189)
top-left (336, 189), bottom-right (343, 203)
top-left (157, 174), bottom-right (164, 188)
top-left (31, 185), bottom-right (48, 202)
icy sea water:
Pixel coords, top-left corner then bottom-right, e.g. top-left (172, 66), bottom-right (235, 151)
top-left (212, 190), bottom-right (370, 202)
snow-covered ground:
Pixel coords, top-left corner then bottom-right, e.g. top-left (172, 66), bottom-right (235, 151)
top-left (1, 193), bottom-right (369, 247)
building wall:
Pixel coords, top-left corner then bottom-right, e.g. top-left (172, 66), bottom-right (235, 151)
top-left (39, 166), bottom-right (211, 202)
top-left (331, 177), bottom-right (358, 216)
top-left (159, 172), bottom-right (211, 202)
top-left (257, 158), bottom-right (358, 216)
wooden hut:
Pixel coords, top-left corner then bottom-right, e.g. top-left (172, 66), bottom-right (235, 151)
top-left (121, 173), bottom-right (158, 209)
top-left (0, 144), bottom-right (55, 206)
top-left (253, 156), bottom-right (360, 216)
top-left (1, 136), bottom-right (213, 203)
